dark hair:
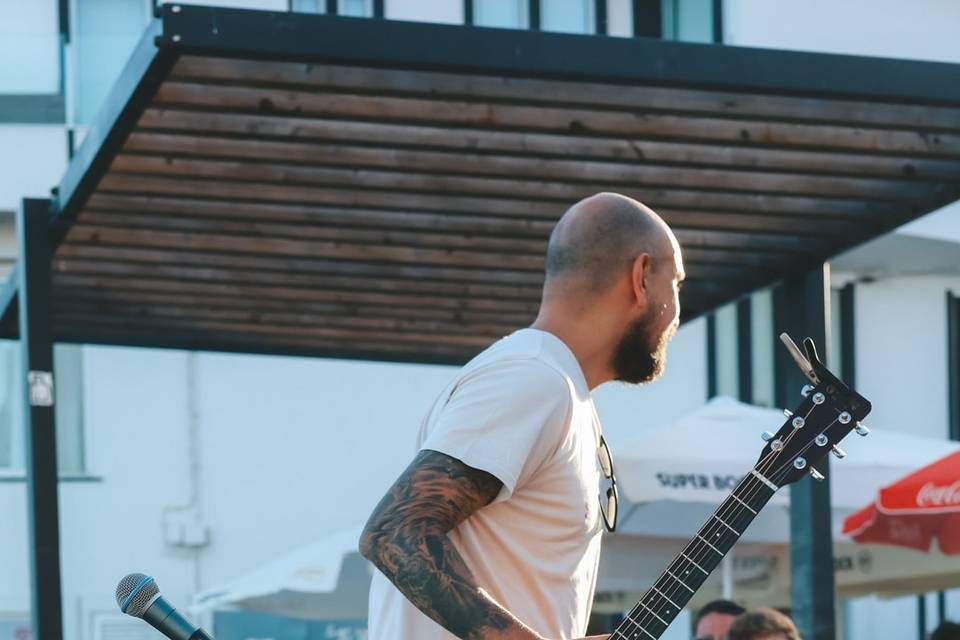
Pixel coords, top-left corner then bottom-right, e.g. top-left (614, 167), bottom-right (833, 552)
top-left (694, 599), bottom-right (747, 627)
top-left (727, 608), bottom-right (799, 640)
top-left (931, 621), bottom-right (960, 640)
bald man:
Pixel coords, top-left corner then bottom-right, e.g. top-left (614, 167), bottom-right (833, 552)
top-left (360, 193), bottom-right (685, 640)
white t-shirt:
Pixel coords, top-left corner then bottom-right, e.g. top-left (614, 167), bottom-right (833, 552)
top-left (367, 328), bottom-right (605, 640)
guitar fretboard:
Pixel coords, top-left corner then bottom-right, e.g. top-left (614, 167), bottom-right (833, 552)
top-left (610, 469), bottom-right (779, 640)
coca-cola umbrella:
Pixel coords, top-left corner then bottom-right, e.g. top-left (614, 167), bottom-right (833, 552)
top-left (842, 450), bottom-right (960, 554)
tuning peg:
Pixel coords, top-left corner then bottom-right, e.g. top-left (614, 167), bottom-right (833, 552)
top-left (838, 411), bottom-right (852, 425)
top-left (855, 422), bottom-right (870, 437)
top-left (831, 445), bottom-right (847, 459)
top-left (793, 457), bottom-right (807, 470)
top-left (762, 431), bottom-right (775, 442)
top-left (809, 468), bottom-right (825, 482)
top-left (783, 409), bottom-right (793, 417)
top-left (801, 384), bottom-right (815, 397)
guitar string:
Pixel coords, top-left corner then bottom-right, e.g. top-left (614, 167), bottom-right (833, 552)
top-left (611, 400), bottom-right (846, 640)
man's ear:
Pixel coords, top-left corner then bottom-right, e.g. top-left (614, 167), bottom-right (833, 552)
top-left (630, 253), bottom-right (652, 309)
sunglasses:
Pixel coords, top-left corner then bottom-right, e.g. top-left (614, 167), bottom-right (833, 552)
top-left (598, 435), bottom-right (619, 533)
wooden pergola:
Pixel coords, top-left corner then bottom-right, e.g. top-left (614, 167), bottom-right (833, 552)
top-left (2, 5), bottom-right (959, 639)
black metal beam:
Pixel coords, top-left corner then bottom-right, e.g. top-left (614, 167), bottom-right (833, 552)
top-left (774, 264), bottom-right (835, 640)
top-left (632, 0), bottom-right (662, 38)
top-left (737, 296), bottom-right (752, 404)
top-left (51, 16), bottom-right (172, 247)
top-left (16, 198), bottom-right (63, 640)
top-left (948, 292), bottom-right (959, 441)
top-left (595, 0), bottom-right (607, 35)
top-left (159, 4), bottom-right (960, 103)
top-left (712, 0), bottom-right (723, 43)
top-left (706, 313), bottom-right (717, 399)
top-left (528, 0), bottom-right (540, 30)
top-left (840, 282), bottom-right (856, 388)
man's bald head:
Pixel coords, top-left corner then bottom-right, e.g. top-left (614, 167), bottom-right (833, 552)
top-left (544, 192), bottom-right (674, 294)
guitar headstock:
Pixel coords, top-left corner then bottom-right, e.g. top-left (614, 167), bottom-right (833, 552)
top-left (754, 334), bottom-right (872, 487)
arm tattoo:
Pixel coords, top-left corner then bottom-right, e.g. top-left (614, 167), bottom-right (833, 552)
top-left (360, 450), bottom-right (538, 640)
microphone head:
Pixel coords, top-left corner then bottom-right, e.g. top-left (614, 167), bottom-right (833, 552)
top-left (115, 573), bottom-right (160, 618)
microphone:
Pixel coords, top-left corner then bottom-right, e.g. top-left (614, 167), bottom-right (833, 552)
top-left (115, 573), bottom-right (214, 640)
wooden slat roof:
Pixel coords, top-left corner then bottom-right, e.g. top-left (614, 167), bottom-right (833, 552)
top-left (2, 4), bottom-right (960, 363)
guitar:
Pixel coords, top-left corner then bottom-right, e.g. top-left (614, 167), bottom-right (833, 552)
top-left (608, 333), bottom-right (872, 640)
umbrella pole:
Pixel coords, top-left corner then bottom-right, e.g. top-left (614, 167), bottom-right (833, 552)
top-left (721, 555), bottom-right (733, 600)
top-left (918, 594), bottom-right (927, 640)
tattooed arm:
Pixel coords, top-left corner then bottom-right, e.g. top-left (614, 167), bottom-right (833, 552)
top-left (358, 449), bottom-right (545, 640)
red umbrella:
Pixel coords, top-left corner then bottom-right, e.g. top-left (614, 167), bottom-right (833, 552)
top-left (843, 450), bottom-right (960, 555)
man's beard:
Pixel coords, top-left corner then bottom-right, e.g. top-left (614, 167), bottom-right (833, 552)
top-left (611, 310), bottom-right (676, 384)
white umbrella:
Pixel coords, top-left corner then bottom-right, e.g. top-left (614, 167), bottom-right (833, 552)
top-left (192, 526), bottom-right (371, 620)
top-left (597, 397), bottom-right (960, 605)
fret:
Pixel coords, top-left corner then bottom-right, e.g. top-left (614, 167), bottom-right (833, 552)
top-left (664, 569), bottom-right (695, 594)
top-left (637, 601), bottom-right (669, 626)
top-left (679, 552), bottom-right (709, 576)
top-left (651, 586), bottom-right (682, 611)
top-left (713, 514), bottom-right (741, 536)
top-left (695, 534), bottom-right (723, 556)
top-left (619, 621), bottom-right (657, 640)
top-left (750, 468), bottom-right (779, 491)
top-left (731, 493), bottom-right (758, 515)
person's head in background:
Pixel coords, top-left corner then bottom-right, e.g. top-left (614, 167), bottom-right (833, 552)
top-left (931, 621), bottom-right (960, 640)
top-left (727, 608), bottom-right (800, 640)
top-left (694, 599), bottom-right (746, 640)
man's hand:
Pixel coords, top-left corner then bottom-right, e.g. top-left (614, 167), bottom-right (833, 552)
top-left (359, 449), bottom-right (544, 640)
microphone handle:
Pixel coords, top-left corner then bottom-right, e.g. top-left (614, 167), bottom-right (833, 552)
top-left (143, 597), bottom-right (215, 640)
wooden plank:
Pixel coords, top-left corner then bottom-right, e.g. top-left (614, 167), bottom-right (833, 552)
top-left (107, 152), bottom-right (930, 209)
top-left (85, 191), bottom-right (867, 238)
top-left (56, 298), bottom-right (519, 337)
top-left (51, 309), bottom-right (496, 347)
top-left (120, 132), bottom-right (934, 201)
top-left (51, 272), bottom-right (543, 314)
top-left (153, 81), bottom-right (960, 157)
top-left (53, 315), bottom-right (488, 362)
top-left (51, 286), bottom-right (537, 325)
top-left (53, 242), bottom-right (761, 282)
top-left (63, 225), bottom-right (549, 270)
top-left (171, 56), bottom-right (960, 132)
top-left (55, 243), bottom-right (549, 286)
top-left (79, 210), bottom-right (550, 255)
top-left (53, 257), bottom-right (544, 302)
top-left (69, 214), bottom-right (812, 255)
top-left (95, 173), bottom-right (908, 218)
top-left (136, 110), bottom-right (960, 182)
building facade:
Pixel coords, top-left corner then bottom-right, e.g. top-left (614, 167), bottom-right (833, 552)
top-left (1, 1), bottom-right (958, 639)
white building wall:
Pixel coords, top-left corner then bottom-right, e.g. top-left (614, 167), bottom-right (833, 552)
top-left (0, 126), bottom-right (68, 211)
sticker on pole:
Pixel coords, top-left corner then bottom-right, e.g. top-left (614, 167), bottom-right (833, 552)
top-left (27, 371), bottom-right (54, 407)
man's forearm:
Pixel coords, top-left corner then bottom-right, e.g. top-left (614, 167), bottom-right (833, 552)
top-left (359, 450), bottom-right (542, 640)
top-left (365, 526), bottom-right (542, 640)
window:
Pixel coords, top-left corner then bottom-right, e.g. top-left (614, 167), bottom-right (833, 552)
top-left (706, 289), bottom-right (775, 406)
top-left (473, 0), bottom-right (528, 29)
top-left (661, 0), bottom-right (718, 43)
top-left (541, 0), bottom-right (594, 33)
top-left (70, 0), bottom-right (148, 125)
top-left (0, 342), bottom-right (86, 474)
top-left (289, 0), bottom-right (326, 12)
top-left (339, 0), bottom-right (372, 17)
top-left (0, 0), bottom-right (61, 94)
top-left (707, 301), bottom-right (739, 399)
top-left (750, 289), bottom-right (775, 407)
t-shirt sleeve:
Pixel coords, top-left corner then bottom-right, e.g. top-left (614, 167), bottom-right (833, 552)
top-left (419, 358), bottom-right (572, 502)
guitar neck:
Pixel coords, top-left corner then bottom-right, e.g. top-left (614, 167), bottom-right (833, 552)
top-left (610, 469), bottom-right (780, 640)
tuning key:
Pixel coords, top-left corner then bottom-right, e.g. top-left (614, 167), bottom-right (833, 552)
top-left (855, 422), bottom-right (870, 437)
top-left (801, 384), bottom-right (815, 397)
top-left (783, 409), bottom-right (793, 417)
top-left (809, 468), bottom-right (825, 482)
top-left (793, 457), bottom-right (807, 470)
top-left (762, 431), bottom-right (775, 442)
top-left (831, 445), bottom-right (847, 459)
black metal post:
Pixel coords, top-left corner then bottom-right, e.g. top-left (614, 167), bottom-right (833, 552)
top-left (632, 0), bottom-right (662, 38)
top-left (948, 292), bottom-right (959, 441)
top-left (937, 590), bottom-right (946, 624)
top-left (706, 313), bottom-right (717, 399)
top-left (529, 0), bottom-right (540, 30)
top-left (737, 297), bottom-right (753, 404)
top-left (774, 263), bottom-right (835, 640)
top-left (16, 198), bottom-right (63, 640)
top-left (840, 283), bottom-right (856, 387)
top-left (463, 0), bottom-right (473, 25)
top-left (919, 594), bottom-right (927, 640)
top-left (595, 0), bottom-right (607, 34)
